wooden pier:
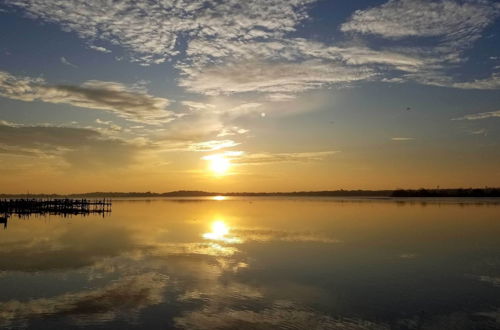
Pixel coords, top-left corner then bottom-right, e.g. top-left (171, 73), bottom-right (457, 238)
top-left (0, 198), bottom-right (112, 217)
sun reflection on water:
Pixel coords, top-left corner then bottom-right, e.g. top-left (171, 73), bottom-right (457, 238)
top-left (203, 220), bottom-right (241, 243)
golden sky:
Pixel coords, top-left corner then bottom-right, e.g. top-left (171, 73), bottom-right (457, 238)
top-left (1, 0), bottom-right (500, 193)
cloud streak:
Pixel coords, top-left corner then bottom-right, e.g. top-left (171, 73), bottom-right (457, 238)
top-left (235, 151), bottom-right (338, 165)
top-left (391, 137), bottom-right (415, 141)
top-left (453, 110), bottom-right (500, 120)
top-left (60, 56), bottom-right (78, 68)
top-left (0, 71), bottom-right (174, 124)
top-left (203, 150), bottom-right (338, 166)
top-left (452, 73), bottom-right (500, 90)
top-left (0, 122), bottom-right (145, 169)
top-left (341, 0), bottom-right (500, 41)
top-left (0, 273), bottom-right (167, 327)
top-left (180, 60), bottom-right (375, 96)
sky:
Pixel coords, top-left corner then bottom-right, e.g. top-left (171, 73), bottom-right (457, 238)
top-left (0, 0), bottom-right (499, 193)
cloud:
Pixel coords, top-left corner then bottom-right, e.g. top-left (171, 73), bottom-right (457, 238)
top-left (188, 140), bottom-right (240, 152)
top-left (0, 220), bottom-right (137, 272)
top-left (399, 63), bottom-right (500, 91)
top-left (60, 56), bottom-right (78, 68)
top-left (0, 70), bottom-right (174, 124)
top-left (181, 101), bottom-right (216, 111)
top-left (233, 150), bottom-right (338, 165)
top-left (0, 122), bottom-right (144, 169)
top-left (6, 0), bottom-right (500, 101)
top-left (341, 0), bottom-right (500, 41)
top-left (266, 93), bottom-right (297, 102)
top-left (217, 126), bottom-right (249, 137)
top-left (8, 0), bottom-right (426, 96)
top-left (232, 228), bottom-right (339, 244)
top-left (180, 38), bottom-right (428, 96)
top-left (156, 112), bottom-right (224, 142)
top-left (452, 73), bottom-right (500, 90)
top-left (178, 282), bottom-right (263, 303)
top-left (175, 304), bottom-right (388, 330)
top-left (201, 150), bottom-right (337, 166)
top-left (186, 38), bottom-right (426, 71)
top-left (95, 118), bottom-right (122, 134)
top-left (339, 0), bottom-right (500, 90)
top-left (475, 275), bottom-right (500, 287)
top-left (0, 273), bottom-right (167, 327)
top-left (8, 0), bottom-right (497, 96)
top-left (6, 0), bottom-right (317, 65)
top-left (452, 110), bottom-right (500, 120)
top-left (469, 128), bottom-right (487, 136)
top-left (89, 45), bottom-right (111, 53)
top-left (179, 60), bottom-right (375, 96)
top-left (391, 137), bottom-right (415, 141)
top-left (155, 101), bottom-right (259, 146)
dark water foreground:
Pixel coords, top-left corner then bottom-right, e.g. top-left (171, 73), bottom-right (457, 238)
top-left (0, 197), bottom-right (499, 329)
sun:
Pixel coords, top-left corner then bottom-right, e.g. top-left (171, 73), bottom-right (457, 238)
top-left (208, 155), bottom-right (230, 175)
top-left (202, 220), bottom-right (229, 240)
top-left (212, 221), bottom-right (229, 237)
top-left (202, 152), bottom-right (242, 176)
top-left (202, 220), bottom-right (241, 243)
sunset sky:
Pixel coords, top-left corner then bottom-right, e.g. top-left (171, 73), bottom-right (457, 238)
top-left (1, 0), bottom-right (500, 193)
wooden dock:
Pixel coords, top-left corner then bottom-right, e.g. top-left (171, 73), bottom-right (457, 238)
top-left (0, 198), bottom-right (112, 217)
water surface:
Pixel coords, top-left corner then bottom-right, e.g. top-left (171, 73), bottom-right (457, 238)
top-left (1, 197), bottom-right (500, 329)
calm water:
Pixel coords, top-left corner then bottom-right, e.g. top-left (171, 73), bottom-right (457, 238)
top-left (1, 197), bottom-right (500, 329)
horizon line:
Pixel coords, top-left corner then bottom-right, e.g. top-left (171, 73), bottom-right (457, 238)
top-left (1, 187), bottom-right (499, 197)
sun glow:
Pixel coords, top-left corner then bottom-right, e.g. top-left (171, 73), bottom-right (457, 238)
top-left (203, 220), bottom-right (229, 240)
top-left (210, 156), bottom-right (230, 174)
top-left (202, 220), bottom-right (241, 243)
top-left (203, 154), bottom-right (232, 176)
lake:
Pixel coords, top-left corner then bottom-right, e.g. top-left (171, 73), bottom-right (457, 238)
top-left (1, 197), bottom-right (500, 329)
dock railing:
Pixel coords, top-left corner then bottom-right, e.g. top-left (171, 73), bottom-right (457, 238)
top-left (0, 198), bottom-right (112, 217)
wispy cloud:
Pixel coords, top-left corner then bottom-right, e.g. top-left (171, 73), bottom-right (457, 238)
top-left (469, 128), bottom-right (487, 136)
top-left (6, 0), bottom-right (316, 65)
top-left (0, 70), bottom-right (174, 124)
top-left (179, 60), bottom-right (374, 96)
top-left (202, 150), bottom-right (338, 165)
top-left (184, 37), bottom-right (425, 71)
top-left (188, 140), bottom-right (239, 152)
top-left (341, 0), bottom-right (500, 41)
top-left (475, 275), bottom-right (500, 287)
top-left (60, 56), bottom-right (78, 68)
top-left (181, 101), bottom-right (216, 111)
top-left (175, 303), bottom-right (386, 330)
top-left (232, 228), bottom-right (339, 243)
top-left (0, 273), bottom-right (167, 327)
top-left (234, 151), bottom-right (338, 165)
top-left (179, 38), bottom-right (426, 96)
top-left (4, 0), bottom-right (426, 98)
top-left (340, 0), bottom-right (500, 89)
top-left (217, 126), bottom-right (249, 137)
top-left (95, 118), bottom-right (122, 134)
top-left (452, 73), bottom-right (500, 90)
top-left (0, 121), bottom-right (146, 169)
top-left (5, 0), bottom-right (500, 99)
top-left (453, 110), bottom-right (500, 120)
top-left (391, 137), bottom-right (415, 141)
top-left (89, 45), bottom-right (111, 53)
